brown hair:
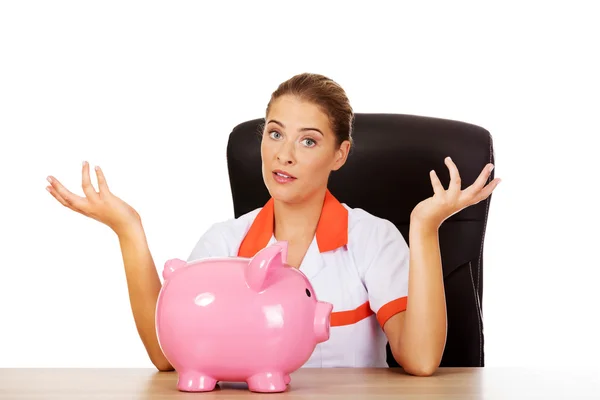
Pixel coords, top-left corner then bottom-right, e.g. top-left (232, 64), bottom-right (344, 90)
top-left (265, 73), bottom-right (354, 148)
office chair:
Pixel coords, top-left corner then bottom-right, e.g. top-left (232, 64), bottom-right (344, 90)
top-left (225, 113), bottom-right (495, 367)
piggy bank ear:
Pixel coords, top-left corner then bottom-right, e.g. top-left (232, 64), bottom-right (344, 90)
top-left (245, 241), bottom-right (288, 292)
top-left (163, 258), bottom-right (188, 280)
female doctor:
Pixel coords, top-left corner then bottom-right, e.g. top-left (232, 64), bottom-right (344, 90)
top-left (45, 73), bottom-right (501, 376)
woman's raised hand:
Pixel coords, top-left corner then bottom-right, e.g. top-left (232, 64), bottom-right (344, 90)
top-left (46, 161), bottom-right (142, 236)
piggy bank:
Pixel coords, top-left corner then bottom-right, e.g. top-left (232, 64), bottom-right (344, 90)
top-left (155, 241), bottom-right (333, 393)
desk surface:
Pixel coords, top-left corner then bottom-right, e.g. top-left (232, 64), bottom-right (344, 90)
top-left (1, 367), bottom-right (599, 399)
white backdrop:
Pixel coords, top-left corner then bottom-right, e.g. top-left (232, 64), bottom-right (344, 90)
top-left (1, 1), bottom-right (598, 368)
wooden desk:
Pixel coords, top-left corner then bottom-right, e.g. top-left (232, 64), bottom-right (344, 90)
top-left (1, 367), bottom-right (599, 399)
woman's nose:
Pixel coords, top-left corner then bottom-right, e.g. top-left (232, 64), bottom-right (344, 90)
top-left (276, 143), bottom-right (295, 165)
top-left (277, 154), bottom-right (294, 165)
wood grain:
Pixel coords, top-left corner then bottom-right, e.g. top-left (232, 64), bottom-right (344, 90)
top-left (1, 367), bottom-right (599, 399)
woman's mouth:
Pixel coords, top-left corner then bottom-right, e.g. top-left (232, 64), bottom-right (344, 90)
top-left (273, 170), bottom-right (297, 184)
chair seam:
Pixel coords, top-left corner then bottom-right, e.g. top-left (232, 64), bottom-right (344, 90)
top-left (468, 261), bottom-right (484, 366)
top-left (477, 132), bottom-right (493, 294)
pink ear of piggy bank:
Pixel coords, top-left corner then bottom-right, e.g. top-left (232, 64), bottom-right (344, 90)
top-left (155, 241), bottom-right (333, 393)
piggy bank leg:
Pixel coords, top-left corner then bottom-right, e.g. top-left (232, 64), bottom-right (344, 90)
top-left (177, 371), bottom-right (217, 392)
top-left (284, 374), bottom-right (291, 385)
top-left (247, 372), bottom-right (287, 393)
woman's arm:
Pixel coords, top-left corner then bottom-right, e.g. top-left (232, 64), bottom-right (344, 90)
top-left (384, 157), bottom-right (500, 376)
top-left (383, 218), bottom-right (446, 376)
top-left (117, 222), bottom-right (174, 371)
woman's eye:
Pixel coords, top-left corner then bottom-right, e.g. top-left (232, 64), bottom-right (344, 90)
top-left (269, 131), bottom-right (282, 140)
top-left (302, 138), bottom-right (316, 147)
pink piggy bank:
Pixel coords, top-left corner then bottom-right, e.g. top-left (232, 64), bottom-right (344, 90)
top-left (155, 241), bottom-right (333, 393)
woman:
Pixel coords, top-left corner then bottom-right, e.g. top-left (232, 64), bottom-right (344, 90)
top-left (45, 73), bottom-right (500, 376)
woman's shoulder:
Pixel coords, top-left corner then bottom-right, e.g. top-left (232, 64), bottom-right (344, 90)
top-left (345, 205), bottom-right (402, 241)
top-left (186, 207), bottom-right (263, 261)
top-left (347, 207), bottom-right (410, 278)
top-left (343, 204), bottom-right (408, 260)
top-left (205, 207), bottom-right (262, 238)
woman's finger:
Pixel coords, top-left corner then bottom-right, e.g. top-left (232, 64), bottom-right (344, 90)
top-left (445, 157), bottom-right (462, 194)
top-left (47, 176), bottom-right (87, 212)
top-left (470, 178), bottom-right (502, 205)
top-left (430, 169), bottom-right (444, 196)
top-left (46, 185), bottom-right (74, 210)
top-left (81, 161), bottom-right (99, 201)
top-left (463, 163), bottom-right (495, 199)
top-left (94, 165), bottom-right (110, 194)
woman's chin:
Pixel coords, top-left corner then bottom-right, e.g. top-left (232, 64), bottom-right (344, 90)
top-left (267, 183), bottom-right (303, 204)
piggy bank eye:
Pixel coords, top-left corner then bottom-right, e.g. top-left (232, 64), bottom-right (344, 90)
top-left (305, 288), bottom-right (311, 297)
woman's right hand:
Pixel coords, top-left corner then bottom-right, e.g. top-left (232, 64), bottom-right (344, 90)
top-left (46, 161), bottom-right (142, 236)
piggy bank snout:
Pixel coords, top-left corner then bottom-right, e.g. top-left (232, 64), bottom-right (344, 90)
top-left (314, 301), bottom-right (333, 343)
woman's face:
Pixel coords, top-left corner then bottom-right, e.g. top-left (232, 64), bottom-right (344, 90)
top-left (261, 95), bottom-right (350, 204)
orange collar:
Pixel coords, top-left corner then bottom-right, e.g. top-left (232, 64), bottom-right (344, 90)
top-left (237, 189), bottom-right (348, 258)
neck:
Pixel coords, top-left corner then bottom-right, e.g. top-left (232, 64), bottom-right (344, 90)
top-left (273, 189), bottom-right (327, 242)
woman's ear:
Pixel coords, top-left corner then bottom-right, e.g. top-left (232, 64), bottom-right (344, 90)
top-left (332, 140), bottom-right (351, 171)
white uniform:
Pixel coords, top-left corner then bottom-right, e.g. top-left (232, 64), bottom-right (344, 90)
top-left (187, 190), bottom-right (410, 368)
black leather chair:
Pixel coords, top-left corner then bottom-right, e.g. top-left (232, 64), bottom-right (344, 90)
top-left (225, 113), bottom-right (495, 367)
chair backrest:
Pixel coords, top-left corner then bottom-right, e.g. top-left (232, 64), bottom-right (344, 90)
top-left (226, 113), bottom-right (495, 367)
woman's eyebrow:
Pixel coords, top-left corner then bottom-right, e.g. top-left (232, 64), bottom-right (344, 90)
top-left (267, 119), bottom-right (324, 137)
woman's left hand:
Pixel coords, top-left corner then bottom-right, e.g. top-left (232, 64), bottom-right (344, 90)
top-left (410, 157), bottom-right (501, 230)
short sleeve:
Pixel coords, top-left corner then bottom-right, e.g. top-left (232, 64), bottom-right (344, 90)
top-left (363, 219), bottom-right (410, 329)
